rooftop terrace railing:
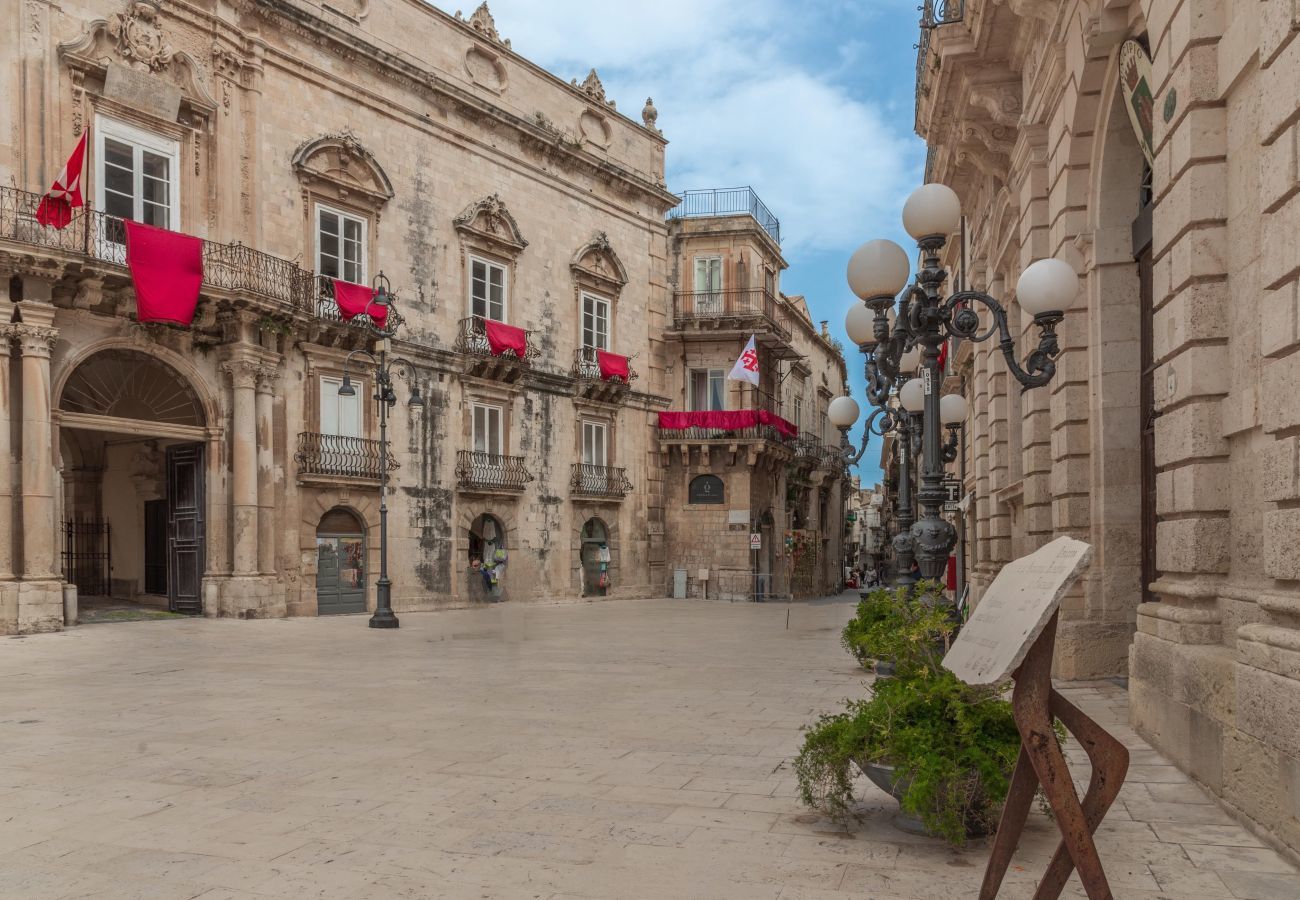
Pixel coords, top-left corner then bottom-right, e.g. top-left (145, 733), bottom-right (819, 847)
top-left (667, 187), bottom-right (781, 244)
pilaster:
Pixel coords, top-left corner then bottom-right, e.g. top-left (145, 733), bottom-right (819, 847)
top-left (221, 356), bottom-right (260, 577)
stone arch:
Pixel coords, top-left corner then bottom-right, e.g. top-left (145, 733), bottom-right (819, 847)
top-left (296, 491), bottom-right (379, 615)
top-left (1060, 6), bottom-right (1151, 673)
top-left (292, 132), bottom-right (395, 213)
top-left (570, 509), bottom-right (622, 596)
top-left (53, 340), bottom-right (218, 429)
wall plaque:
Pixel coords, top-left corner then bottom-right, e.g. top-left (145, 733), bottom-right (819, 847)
top-left (104, 63), bottom-right (181, 122)
top-left (688, 474), bottom-right (724, 505)
top-left (1119, 40), bottom-right (1156, 167)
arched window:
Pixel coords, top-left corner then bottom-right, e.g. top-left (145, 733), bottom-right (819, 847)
top-left (60, 349), bottom-right (205, 426)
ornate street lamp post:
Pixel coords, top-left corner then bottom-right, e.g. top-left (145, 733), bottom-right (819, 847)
top-left (829, 183), bottom-right (1077, 586)
top-left (338, 272), bottom-right (424, 629)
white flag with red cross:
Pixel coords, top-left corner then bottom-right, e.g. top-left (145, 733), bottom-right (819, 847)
top-left (728, 335), bottom-right (761, 385)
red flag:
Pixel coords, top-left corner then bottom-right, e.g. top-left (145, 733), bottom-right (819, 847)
top-left (36, 130), bottom-right (89, 230)
top-left (331, 279), bottom-right (388, 328)
top-left (124, 220), bottom-right (202, 325)
top-left (938, 338), bottom-right (949, 372)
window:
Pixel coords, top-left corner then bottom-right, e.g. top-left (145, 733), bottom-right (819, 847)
top-left (320, 376), bottom-right (362, 438)
top-left (317, 204), bottom-right (366, 284)
top-left (472, 403), bottom-right (503, 456)
top-left (93, 116), bottom-right (180, 254)
top-left (582, 421), bottom-right (607, 467)
top-left (582, 294), bottom-right (610, 350)
top-left (693, 256), bottom-right (723, 314)
top-left (793, 396), bottom-right (804, 433)
top-left (689, 368), bottom-right (726, 411)
top-left (470, 256), bottom-right (507, 321)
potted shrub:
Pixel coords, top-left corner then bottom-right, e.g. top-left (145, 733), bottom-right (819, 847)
top-left (800, 582), bottom-right (1056, 845)
top-left (840, 582), bottom-right (952, 676)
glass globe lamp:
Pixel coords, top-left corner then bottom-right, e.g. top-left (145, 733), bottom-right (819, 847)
top-left (847, 239), bottom-right (910, 301)
top-left (1016, 258), bottom-right (1077, 316)
top-left (902, 184), bottom-right (961, 240)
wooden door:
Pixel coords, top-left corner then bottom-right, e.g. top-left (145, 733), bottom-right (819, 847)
top-left (166, 443), bottom-right (205, 614)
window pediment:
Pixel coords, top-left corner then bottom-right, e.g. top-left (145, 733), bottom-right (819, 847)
top-left (454, 194), bottom-right (527, 257)
top-left (293, 132), bottom-right (394, 212)
top-left (570, 232), bottom-right (627, 296)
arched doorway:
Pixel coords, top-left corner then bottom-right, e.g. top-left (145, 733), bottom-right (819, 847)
top-left (56, 348), bottom-right (208, 617)
top-left (580, 517), bottom-right (609, 597)
top-left (316, 507), bottom-right (366, 615)
top-left (468, 513), bottom-right (506, 600)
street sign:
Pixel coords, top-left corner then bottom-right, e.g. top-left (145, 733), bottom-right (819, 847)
top-left (942, 476), bottom-right (962, 512)
top-left (750, 533), bottom-right (762, 550)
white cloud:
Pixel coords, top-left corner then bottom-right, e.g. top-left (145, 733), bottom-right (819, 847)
top-left (430, 1), bottom-right (921, 254)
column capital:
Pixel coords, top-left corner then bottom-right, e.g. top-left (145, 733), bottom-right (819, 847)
top-left (13, 324), bottom-right (58, 359)
top-left (254, 364), bottom-right (280, 395)
top-left (221, 358), bottom-right (261, 390)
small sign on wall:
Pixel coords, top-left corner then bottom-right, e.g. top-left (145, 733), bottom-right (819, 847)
top-left (750, 533), bottom-right (762, 550)
top-left (688, 474), bottom-right (725, 504)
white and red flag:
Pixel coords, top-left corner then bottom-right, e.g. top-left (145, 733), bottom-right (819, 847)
top-left (36, 129), bottom-right (89, 230)
top-left (728, 334), bottom-right (761, 385)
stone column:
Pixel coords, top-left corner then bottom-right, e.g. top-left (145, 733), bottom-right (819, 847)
top-left (255, 367), bottom-right (276, 575)
top-left (16, 322), bottom-right (58, 578)
top-left (0, 326), bottom-right (14, 580)
top-left (223, 359), bottom-right (259, 576)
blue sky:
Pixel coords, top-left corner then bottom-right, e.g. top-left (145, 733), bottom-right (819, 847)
top-left (432, 1), bottom-right (929, 486)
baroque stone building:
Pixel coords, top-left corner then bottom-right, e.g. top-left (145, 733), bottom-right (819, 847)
top-left (916, 0), bottom-right (1300, 859)
top-left (0, 0), bottom-right (847, 632)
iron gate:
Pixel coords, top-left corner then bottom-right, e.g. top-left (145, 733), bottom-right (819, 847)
top-left (62, 518), bottom-right (111, 597)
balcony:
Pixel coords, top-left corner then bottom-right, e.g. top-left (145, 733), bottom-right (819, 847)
top-left (455, 450), bottom-right (533, 495)
top-left (571, 347), bottom-right (638, 401)
top-left (454, 315), bottom-right (540, 384)
top-left (570, 464), bottom-right (633, 501)
top-left (667, 187), bottom-right (781, 245)
top-left (656, 394), bottom-right (797, 467)
top-left (295, 432), bottom-right (397, 484)
top-left (0, 186), bottom-right (314, 315)
top-left (669, 289), bottom-right (799, 359)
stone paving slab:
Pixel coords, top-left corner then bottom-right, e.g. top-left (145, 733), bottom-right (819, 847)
top-left (0, 596), bottom-right (1297, 899)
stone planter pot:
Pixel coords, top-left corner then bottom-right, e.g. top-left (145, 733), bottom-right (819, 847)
top-left (856, 758), bottom-right (994, 840)
top-left (855, 759), bottom-right (927, 835)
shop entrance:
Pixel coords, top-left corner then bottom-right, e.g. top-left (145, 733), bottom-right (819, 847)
top-left (316, 507), bottom-right (367, 615)
top-left (580, 517), bottom-right (609, 597)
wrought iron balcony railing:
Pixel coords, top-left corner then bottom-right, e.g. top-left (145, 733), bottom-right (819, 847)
top-left (295, 432), bottom-right (397, 480)
top-left (671, 289), bottom-right (793, 343)
top-left (313, 275), bottom-right (406, 333)
top-left (0, 186), bottom-right (316, 313)
top-left (667, 187), bottom-right (781, 244)
top-left (570, 463), bottom-right (633, 499)
top-left (455, 450), bottom-right (533, 492)
top-left (571, 347), bottom-right (638, 384)
top-left (454, 315), bottom-right (541, 362)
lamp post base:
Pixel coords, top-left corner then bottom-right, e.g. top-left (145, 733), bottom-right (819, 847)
top-left (369, 579), bottom-right (400, 629)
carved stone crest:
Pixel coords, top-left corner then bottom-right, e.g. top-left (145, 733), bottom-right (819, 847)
top-left (454, 194), bottom-right (528, 253)
top-left (455, 3), bottom-right (510, 48)
top-left (573, 69), bottom-right (615, 109)
top-left (108, 0), bottom-right (173, 72)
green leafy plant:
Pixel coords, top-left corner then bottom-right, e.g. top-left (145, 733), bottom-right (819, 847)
top-left (794, 671), bottom-right (1023, 844)
top-left (840, 582), bottom-right (952, 677)
top-left (802, 580), bottom-right (1064, 845)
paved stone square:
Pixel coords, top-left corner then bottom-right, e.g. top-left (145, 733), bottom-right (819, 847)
top-left (0, 596), bottom-right (1296, 899)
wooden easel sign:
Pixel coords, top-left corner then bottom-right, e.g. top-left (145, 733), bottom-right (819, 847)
top-left (944, 537), bottom-right (1130, 900)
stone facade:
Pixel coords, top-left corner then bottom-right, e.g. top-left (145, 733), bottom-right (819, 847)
top-left (0, 0), bottom-right (844, 632)
top-left (916, 0), bottom-right (1300, 860)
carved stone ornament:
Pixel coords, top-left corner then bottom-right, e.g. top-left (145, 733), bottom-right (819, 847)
top-left (572, 69), bottom-right (615, 109)
top-left (292, 131), bottom-right (394, 211)
top-left (969, 82), bottom-right (1022, 128)
top-left (570, 232), bottom-right (628, 294)
top-left (641, 97), bottom-right (659, 132)
top-left (455, 3), bottom-right (511, 49)
top-left (453, 194), bottom-right (527, 254)
top-left (108, 0), bottom-right (173, 73)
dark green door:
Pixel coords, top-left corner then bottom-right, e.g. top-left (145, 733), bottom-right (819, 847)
top-left (316, 534), bottom-right (366, 615)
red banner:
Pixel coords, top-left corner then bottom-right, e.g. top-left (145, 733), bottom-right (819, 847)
top-left (484, 319), bottom-right (527, 358)
top-left (331, 279), bottom-right (388, 328)
top-left (657, 409), bottom-right (798, 439)
top-left (124, 220), bottom-right (202, 326)
top-left (596, 350), bottom-right (629, 382)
